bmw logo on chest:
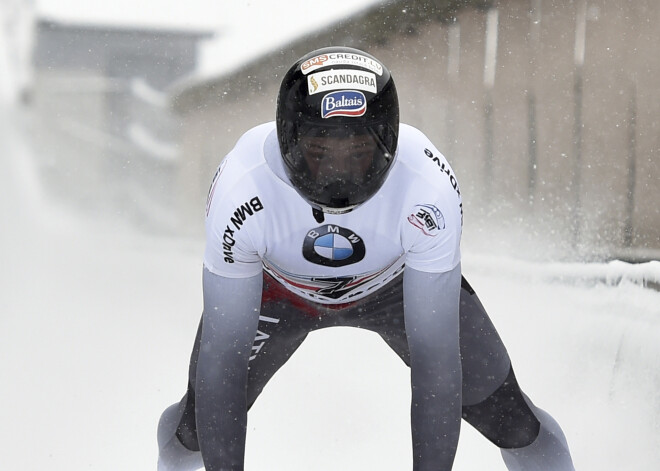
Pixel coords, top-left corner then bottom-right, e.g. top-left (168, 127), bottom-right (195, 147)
top-left (302, 224), bottom-right (366, 267)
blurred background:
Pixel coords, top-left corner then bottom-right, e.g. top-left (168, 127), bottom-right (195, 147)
top-left (3, 0), bottom-right (658, 260)
top-left (1, 1), bottom-right (659, 470)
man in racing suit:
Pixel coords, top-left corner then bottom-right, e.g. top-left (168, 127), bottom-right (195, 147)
top-left (157, 46), bottom-right (575, 471)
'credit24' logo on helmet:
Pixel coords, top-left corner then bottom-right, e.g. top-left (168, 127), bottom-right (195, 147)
top-left (321, 90), bottom-right (367, 118)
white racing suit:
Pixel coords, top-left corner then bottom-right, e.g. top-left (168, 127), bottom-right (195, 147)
top-left (157, 123), bottom-right (575, 470)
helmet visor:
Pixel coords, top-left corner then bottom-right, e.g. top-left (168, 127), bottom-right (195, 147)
top-left (288, 123), bottom-right (396, 210)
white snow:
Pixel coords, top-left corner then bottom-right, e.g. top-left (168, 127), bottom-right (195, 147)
top-left (463, 253), bottom-right (660, 289)
top-left (2, 103), bottom-right (659, 471)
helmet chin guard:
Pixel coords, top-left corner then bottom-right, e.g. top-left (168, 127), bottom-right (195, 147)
top-left (276, 47), bottom-right (399, 215)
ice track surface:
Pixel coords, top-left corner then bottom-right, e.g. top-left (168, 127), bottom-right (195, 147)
top-left (1, 108), bottom-right (659, 470)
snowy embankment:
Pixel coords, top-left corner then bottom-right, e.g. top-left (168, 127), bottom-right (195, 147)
top-left (465, 253), bottom-right (660, 288)
top-left (2, 107), bottom-right (659, 470)
top-left (460, 254), bottom-right (660, 471)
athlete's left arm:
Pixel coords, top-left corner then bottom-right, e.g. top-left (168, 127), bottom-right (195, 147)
top-left (403, 263), bottom-right (462, 471)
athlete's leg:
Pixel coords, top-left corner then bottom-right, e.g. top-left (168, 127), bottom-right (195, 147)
top-left (368, 275), bottom-right (574, 469)
top-left (364, 276), bottom-right (512, 402)
top-left (457, 277), bottom-right (512, 404)
top-left (157, 319), bottom-right (204, 471)
top-left (455, 277), bottom-right (574, 469)
top-left (157, 399), bottom-right (203, 471)
top-left (157, 273), bottom-right (315, 469)
top-left (500, 393), bottom-right (575, 471)
top-left (245, 304), bottom-right (311, 409)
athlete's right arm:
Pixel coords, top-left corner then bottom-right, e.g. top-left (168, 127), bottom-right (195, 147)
top-left (195, 267), bottom-right (263, 471)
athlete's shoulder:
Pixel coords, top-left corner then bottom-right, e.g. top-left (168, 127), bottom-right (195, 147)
top-left (205, 122), bottom-right (274, 216)
top-left (397, 124), bottom-right (443, 168)
top-left (225, 122), bottom-right (275, 169)
top-left (394, 124), bottom-right (460, 194)
top-left (215, 122), bottom-right (275, 182)
top-left (398, 123), bottom-right (432, 145)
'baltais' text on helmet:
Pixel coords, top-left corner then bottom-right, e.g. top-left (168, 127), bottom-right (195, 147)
top-left (276, 46), bottom-right (399, 215)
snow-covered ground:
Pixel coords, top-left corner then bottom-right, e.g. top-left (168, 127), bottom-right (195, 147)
top-left (1, 104), bottom-right (659, 470)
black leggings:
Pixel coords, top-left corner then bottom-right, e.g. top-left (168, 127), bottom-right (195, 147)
top-left (176, 273), bottom-right (539, 451)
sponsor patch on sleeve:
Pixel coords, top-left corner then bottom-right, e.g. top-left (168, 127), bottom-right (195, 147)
top-left (407, 204), bottom-right (446, 236)
top-left (308, 70), bottom-right (377, 95)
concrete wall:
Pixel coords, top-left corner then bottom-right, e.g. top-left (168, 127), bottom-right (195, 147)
top-left (172, 0), bottom-right (659, 260)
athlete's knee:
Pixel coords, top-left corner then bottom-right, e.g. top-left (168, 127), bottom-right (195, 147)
top-left (157, 399), bottom-right (204, 471)
top-left (174, 390), bottom-right (200, 452)
top-left (157, 403), bottom-right (182, 448)
top-left (461, 365), bottom-right (541, 449)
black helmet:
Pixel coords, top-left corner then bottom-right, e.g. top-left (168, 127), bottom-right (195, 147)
top-left (276, 46), bottom-right (399, 214)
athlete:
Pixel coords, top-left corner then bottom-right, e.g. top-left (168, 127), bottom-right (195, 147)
top-left (157, 47), bottom-right (575, 471)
